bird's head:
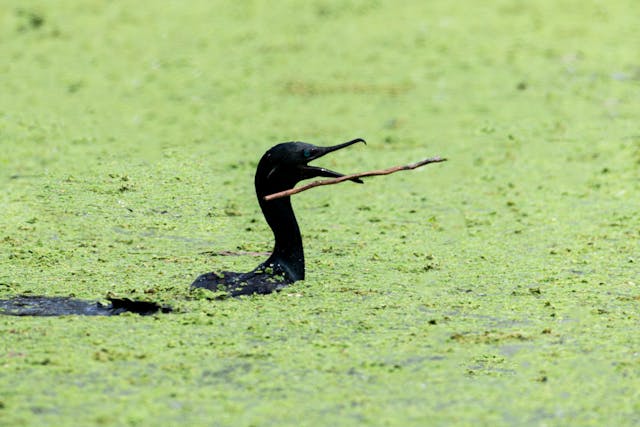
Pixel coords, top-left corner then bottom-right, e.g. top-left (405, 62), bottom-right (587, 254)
top-left (255, 138), bottom-right (365, 197)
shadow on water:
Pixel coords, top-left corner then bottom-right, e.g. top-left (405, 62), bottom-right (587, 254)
top-left (0, 296), bottom-right (172, 316)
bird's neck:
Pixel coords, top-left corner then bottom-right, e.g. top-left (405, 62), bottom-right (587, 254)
top-left (258, 196), bottom-right (305, 281)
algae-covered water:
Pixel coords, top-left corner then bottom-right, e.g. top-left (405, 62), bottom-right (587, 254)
top-left (1, 1), bottom-right (639, 425)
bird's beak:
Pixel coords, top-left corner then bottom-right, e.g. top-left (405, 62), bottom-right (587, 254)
top-left (309, 138), bottom-right (366, 161)
top-left (299, 138), bottom-right (366, 183)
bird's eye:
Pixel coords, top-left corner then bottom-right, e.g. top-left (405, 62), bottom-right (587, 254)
top-left (303, 149), bottom-right (311, 158)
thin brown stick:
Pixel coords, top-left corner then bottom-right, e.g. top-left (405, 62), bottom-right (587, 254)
top-left (264, 156), bottom-right (447, 201)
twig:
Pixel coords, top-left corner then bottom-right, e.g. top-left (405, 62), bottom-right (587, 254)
top-left (264, 156), bottom-right (447, 201)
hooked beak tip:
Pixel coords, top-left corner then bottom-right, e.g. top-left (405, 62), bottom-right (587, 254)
top-left (308, 137), bottom-right (367, 162)
top-left (329, 137), bottom-right (366, 152)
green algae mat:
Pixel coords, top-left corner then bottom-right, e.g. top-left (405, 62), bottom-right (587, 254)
top-left (1, 1), bottom-right (639, 425)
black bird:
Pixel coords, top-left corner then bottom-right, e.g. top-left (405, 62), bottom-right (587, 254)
top-left (191, 138), bottom-right (365, 296)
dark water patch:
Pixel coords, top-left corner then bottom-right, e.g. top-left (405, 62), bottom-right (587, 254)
top-left (200, 249), bottom-right (271, 257)
top-left (0, 296), bottom-right (172, 316)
